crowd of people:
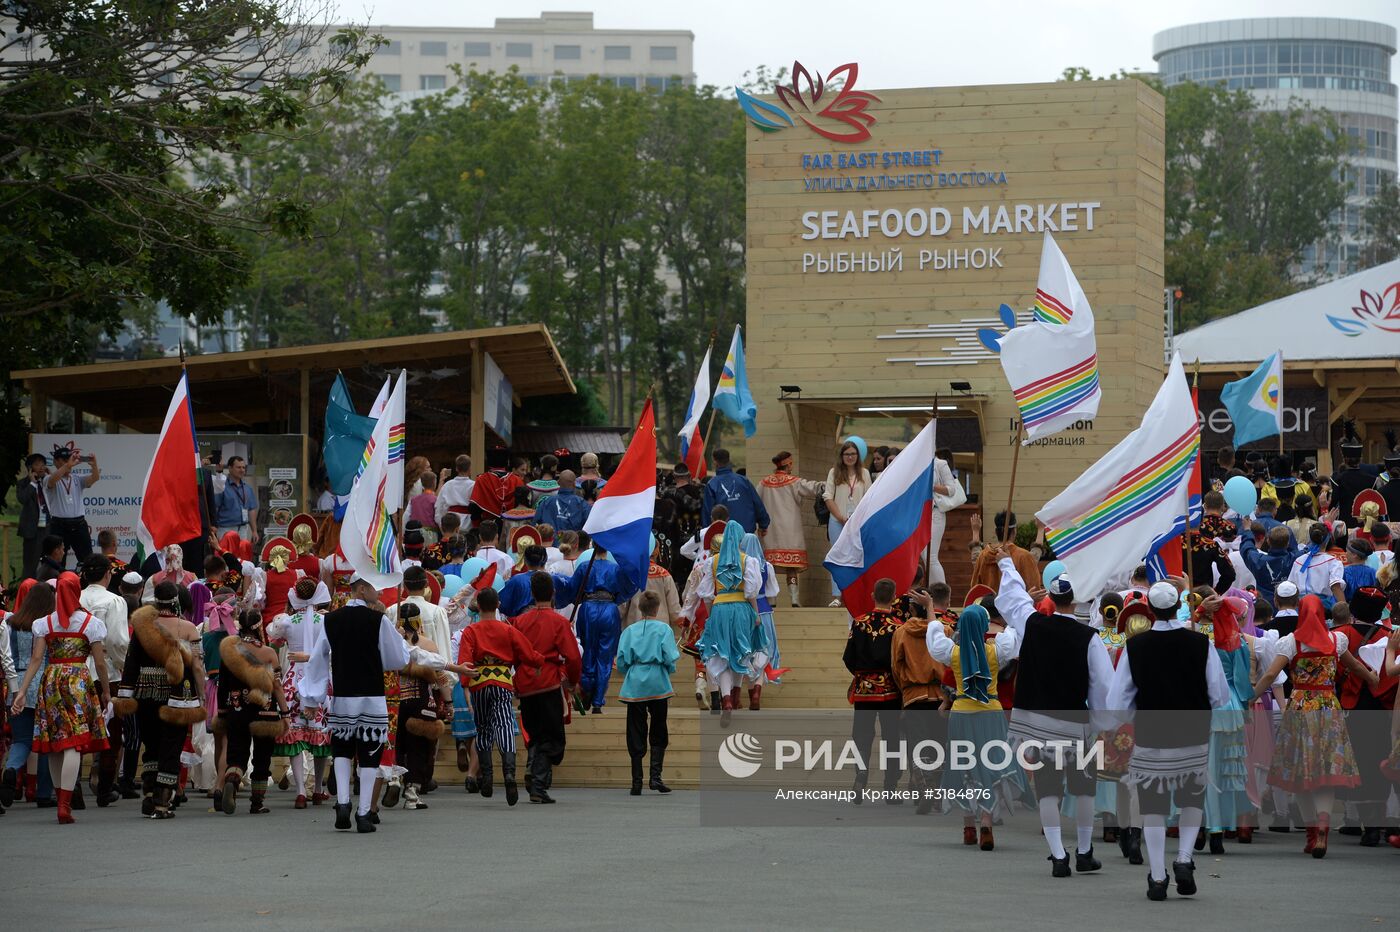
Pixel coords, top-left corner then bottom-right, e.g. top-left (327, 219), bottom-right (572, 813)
top-left (5, 439), bottom-right (1400, 903)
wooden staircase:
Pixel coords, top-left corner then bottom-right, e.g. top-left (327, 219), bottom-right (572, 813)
top-left (432, 607), bottom-right (856, 790)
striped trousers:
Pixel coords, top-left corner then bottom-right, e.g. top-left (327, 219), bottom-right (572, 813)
top-left (470, 685), bottom-right (517, 755)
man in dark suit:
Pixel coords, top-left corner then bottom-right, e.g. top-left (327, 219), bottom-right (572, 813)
top-left (16, 453), bottom-right (49, 580)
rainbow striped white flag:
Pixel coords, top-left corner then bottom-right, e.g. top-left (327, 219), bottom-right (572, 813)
top-left (997, 233), bottom-right (1101, 443)
top-left (1037, 354), bottom-right (1199, 601)
top-left (342, 370), bottom-right (405, 588)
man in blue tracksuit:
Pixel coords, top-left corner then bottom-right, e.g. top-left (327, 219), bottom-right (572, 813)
top-left (1235, 516), bottom-right (1299, 607)
top-left (499, 546), bottom-right (550, 619)
top-left (701, 449), bottom-right (770, 535)
top-left (555, 543), bottom-right (638, 713)
top-left (535, 471), bottom-right (591, 533)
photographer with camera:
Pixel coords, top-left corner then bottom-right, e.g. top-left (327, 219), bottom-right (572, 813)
top-left (43, 445), bottom-right (100, 565)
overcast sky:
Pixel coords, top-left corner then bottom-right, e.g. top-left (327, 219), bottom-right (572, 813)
top-left (332, 1), bottom-right (1400, 90)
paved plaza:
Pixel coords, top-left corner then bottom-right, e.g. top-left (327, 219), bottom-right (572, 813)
top-left (1, 787), bottom-right (1395, 930)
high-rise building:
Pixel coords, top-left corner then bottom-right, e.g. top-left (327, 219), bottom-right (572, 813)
top-left (352, 11), bottom-right (695, 98)
top-left (1153, 18), bottom-right (1398, 278)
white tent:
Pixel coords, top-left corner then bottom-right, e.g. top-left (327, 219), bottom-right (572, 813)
top-left (1174, 257), bottom-right (1400, 363)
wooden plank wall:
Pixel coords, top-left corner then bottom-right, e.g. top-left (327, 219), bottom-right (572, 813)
top-left (744, 80), bottom-right (1166, 604)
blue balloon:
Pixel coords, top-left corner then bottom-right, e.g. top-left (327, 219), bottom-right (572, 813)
top-left (843, 435), bottom-right (868, 463)
top-left (459, 556), bottom-right (505, 591)
top-left (577, 549), bottom-right (615, 565)
top-left (441, 574), bottom-right (465, 598)
top-left (1042, 559), bottom-right (1068, 590)
top-left (1223, 475), bottom-right (1257, 516)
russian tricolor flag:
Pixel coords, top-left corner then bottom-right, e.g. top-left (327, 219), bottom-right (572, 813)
top-left (678, 345), bottom-right (711, 479)
top-left (823, 418), bottom-right (937, 618)
top-left (584, 399), bottom-right (657, 590)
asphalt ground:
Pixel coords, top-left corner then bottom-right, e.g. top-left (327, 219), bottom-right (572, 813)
top-left (0, 785), bottom-right (1395, 930)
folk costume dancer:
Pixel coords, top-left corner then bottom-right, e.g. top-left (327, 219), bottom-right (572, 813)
top-left (695, 521), bottom-right (764, 728)
top-left (266, 578), bottom-right (333, 807)
top-left (78, 554), bottom-right (129, 807)
top-left (1108, 582), bottom-right (1232, 902)
top-left (926, 600), bottom-right (1025, 850)
top-left (1330, 586), bottom-right (1396, 847)
top-left (555, 542), bottom-right (637, 713)
top-left (678, 520), bottom-right (726, 711)
top-left (1254, 594), bottom-right (1374, 857)
top-left (215, 609), bottom-right (288, 815)
top-left (1098, 598), bottom-right (1153, 864)
top-left (456, 586), bottom-right (546, 806)
top-left (9, 573), bottom-right (111, 824)
top-left (842, 578), bottom-right (904, 799)
top-left (114, 582), bottom-right (205, 820)
top-left (756, 452), bottom-right (826, 607)
top-left (616, 590), bottom-right (681, 796)
top-left (740, 533), bottom-right (783, 700)
top-left (890, 585), bottom-right (952, 812)
top-left (394, 602), bottom-right (471, 811)
top-left (260, 538), bottom-right (300, 629)
top-left (993, 552), bottom-right (1114, 878)
top-left (512, 572), bottom-right (582, 804)
top-left (300, 575), bottom-right (410, 834)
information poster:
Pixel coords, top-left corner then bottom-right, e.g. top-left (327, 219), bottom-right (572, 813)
top-left (199, 433), bottom-right (304, 540)
top-left (30, 433), bottom-right (157, 560)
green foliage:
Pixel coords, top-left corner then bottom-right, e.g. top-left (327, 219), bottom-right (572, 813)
top-left (519, 381), bottom-right (608, 428)
top-left (215, 71), bottom-right (747, 458)
top-left (1360, 176), bottom-right (1400, 268)
top-left (0, 1), bottom-right (377, 371)
top-left (1059, 68), bottom-right (1351, 327)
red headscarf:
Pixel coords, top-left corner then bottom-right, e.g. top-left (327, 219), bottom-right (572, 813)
top-left (1212, 596), bottom-right (1248, 653)
top-left (12, 578), bottom-right (37, 613)
top-left (54, 572), bottom-right (87, 629)
top-left (1295, 594), bottom-right (1335, 656)
top-left (219, 531), bottom-right (253, 563)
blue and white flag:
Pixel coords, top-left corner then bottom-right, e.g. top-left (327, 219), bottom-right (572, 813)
top-left (1220, 351), bottom-right (1283, 448)
top-left (713, 325), bottom-right (757, 438)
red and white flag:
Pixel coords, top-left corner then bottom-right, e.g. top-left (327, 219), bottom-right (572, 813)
top-left (137, 372), bottom-right (204, 556)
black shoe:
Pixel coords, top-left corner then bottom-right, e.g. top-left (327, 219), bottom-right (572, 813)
top-left (1118, 826), bottom-right (1132, 859)
top-left (1193, 828), bottom-right (1206, 851)
top-left (1126, 828), bottom-right (1144, 865)
top-left (381, 780), bottom-right (402, 809)
top-left (1147, 874), bottom-right (1169, 901)
top-left (649, 748), bottom-right (671, 793)
top-left (334, 803), bottom-right (352, 831)
top-left (524, 773), bottom-right (535, 796)
top-left (530, 787), bottom-right (556, 804)
top-left (36, 797), bottom-right (57, 809)
top-left (422, 779), bottom-right (438, 794)
top-left (355, 811), bottom-right (376, 833)
top-left (117, 779), bottom-right (141, 800)
top-left (709, 691), bottom-right (721, 714)
top-left (1338, 825), bottom-right (1363, 837)
top-left (505, 781), bottom-right (519, 806)
top-left (1049, 854), bottom-right (1071, 878)
top-left (1075, 846), bottom-right (1101, 873)
top-left (480, 781), bottom-right (493, 799)
top-left (630, 781), bottom-right (642, 796)
top-left (1173, 859), bottom-right (1197, 896)
top-left (1268, 823), bottom-right (1291, 833)
top-left (1360, 827), bottom-right (1382, 847)
top-left (96, 789), bottom-right (120, 808)
top-left (70, 785), bottom-right (86, 810)
top-left (211, 790), bottom-right (223, 812)
top-left (1209, 832), bottom-right (1225, 855)
top-left (465, 776), bottom-right (480, 794)
top-left (0, 768), bottom-right (17, 808)
top-left (369, 810), bottom-right (381, 825)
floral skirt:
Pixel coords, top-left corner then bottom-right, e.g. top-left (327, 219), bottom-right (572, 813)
top-left (33, 664), bottom-right (108, 754)
top-left (1267, 694), bottom-right (1360, 792)
top-left (274, 665), bottom-right (330, 758)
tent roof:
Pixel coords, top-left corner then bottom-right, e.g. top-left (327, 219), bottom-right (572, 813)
top-left (12, 324), bottom-right (574, 436)
top-left (1173, 257), bottom-right (1400, 364)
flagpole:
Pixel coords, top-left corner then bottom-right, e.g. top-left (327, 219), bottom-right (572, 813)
top-left (1183, 360), bottom-right (1200, 595)
top-left (695, 330), bottom-right (718, 468)
top-left (1003, 421), bottom-right (1023, 545)
top-left (1278, 351), bottom-right (1285, 458)
top-left (925, 394), bottom-right (940, 583)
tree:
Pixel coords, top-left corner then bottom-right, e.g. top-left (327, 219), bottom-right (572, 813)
top-left (1059, 69), bottom-right (1351, 327)
top-left (0, 1), bottom-right (376, 360)
top-left (1359, 176), bottom-right (1400, 268)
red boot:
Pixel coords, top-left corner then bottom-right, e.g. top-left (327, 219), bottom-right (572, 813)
top-left (748, 686), bottom-right (761, 711)
top-left (56, 788), bottom-right (75, 824)
top-left (1387, 832), bottom-right (1400, 849)
top-left (1313, 814), bottom-right (1330, 859)
top-left (23, 772), bottom-right (38, 803)
top-left (720, 694), bottom-right (734, 728)
top-left (729, 687), bottom-right (741, 712)
top-left (1303, 826), bottom-right (1318, 854)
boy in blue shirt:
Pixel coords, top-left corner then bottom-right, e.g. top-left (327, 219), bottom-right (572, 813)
top-left (616, 590), bottom-right (680, 795)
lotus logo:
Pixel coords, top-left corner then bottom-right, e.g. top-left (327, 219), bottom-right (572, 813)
top-left (717, 732), bottom-right (764, 779)
top-left (736, 61), bottom-right (881, 143)
top-left (1327, 282), bottom-right (1400, 336)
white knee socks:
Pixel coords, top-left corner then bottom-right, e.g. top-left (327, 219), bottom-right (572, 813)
top-left (334, 758), bottom-right (352, 806)
top-left (1177, 806), bottom-right (1203, 863)
top-left (1143, 814), bottom-right (1168, 881)
top-left (313, 756), bottom-right (327, 793)
top-left (1039, 796), bottom-right (1066, 858)
top-left (290, 754), bottom-right (306, 796)
top-left (1075, 794), bottom-right (1095, 854)
top-left (358, 767), bottom-right (377, 816)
